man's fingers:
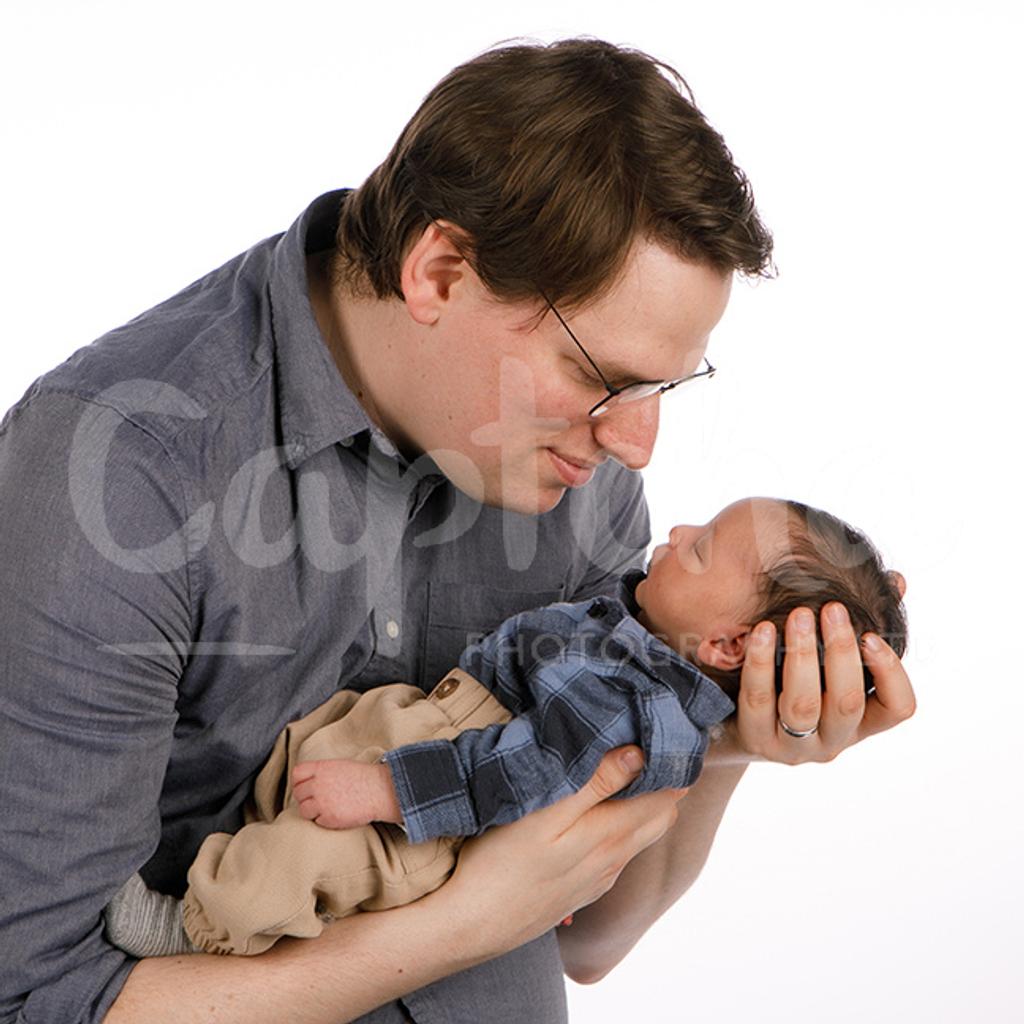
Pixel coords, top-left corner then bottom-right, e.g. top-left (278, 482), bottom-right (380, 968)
top-left (819, 602), bottom-right (865, 749)
top-left (582, 746), bottom-right (645, 803)
top-left (592, 789), bottom-right (681, 863)
top-left (778, 607), bottom-right (822, 734)
top-left (736, 621), bottom-right (778, 752)
top-left (857, 633), bottom-right (917, 740)
top-left (537, 746), bottom-right (645, 837)
top-left (561, 749), bottom-right (683, 863)
top-left (544, 786), bottom-right (681, 923)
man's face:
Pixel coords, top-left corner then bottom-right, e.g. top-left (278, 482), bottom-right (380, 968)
top-left (634, 497), bottom-right (790, 660)
top-left (397, 237), bottom-right (733, 514)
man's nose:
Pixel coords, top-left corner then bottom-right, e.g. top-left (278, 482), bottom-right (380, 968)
top-left (591, 395), bottom-right (660, 470)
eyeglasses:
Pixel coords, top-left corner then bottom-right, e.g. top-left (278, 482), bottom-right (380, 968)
top-left (542, 294), bottom-right (717, 418)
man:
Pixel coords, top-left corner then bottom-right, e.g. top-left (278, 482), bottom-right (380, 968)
top-left (0, 38), bottom-right (914, 1024)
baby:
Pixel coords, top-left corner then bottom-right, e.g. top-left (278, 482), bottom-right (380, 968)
top-left (105, 496), bottom-right (907, 957)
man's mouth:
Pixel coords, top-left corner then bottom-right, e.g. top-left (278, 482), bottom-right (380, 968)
top-left (547, 449), bottom-right (599, 487)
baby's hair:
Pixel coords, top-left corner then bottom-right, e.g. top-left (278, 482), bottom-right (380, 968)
top-left (711, 501), bottom-right (907, 700)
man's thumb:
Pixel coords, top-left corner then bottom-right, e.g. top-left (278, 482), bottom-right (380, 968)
top-left (586, 745), bottom-right (644, 802)
top-left (619, 748), bottom-right (643, 773)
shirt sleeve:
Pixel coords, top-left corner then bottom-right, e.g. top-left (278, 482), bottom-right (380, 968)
top-left (0, 391), bottom-right (193, 1024)
top-left (384, 603), bottom-right (733, 844)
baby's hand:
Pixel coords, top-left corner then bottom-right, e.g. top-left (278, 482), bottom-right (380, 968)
top-left (291, 759), bottom-right (403, 830)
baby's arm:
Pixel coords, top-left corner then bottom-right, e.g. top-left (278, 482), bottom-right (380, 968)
top-left (291, 759), bottom-right (403, 829)
top-left (291, 752), bottom-right (579, 925)
top-left (382, 602), bottom-right (734, 844)
top-left (293, 601), bottom-right (733, 843)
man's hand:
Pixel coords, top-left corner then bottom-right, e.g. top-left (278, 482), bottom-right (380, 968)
top-left (432, 746), bottom-right (685, 961)
top-left (714, 600), bottom-right (916, 765)
top-left (554, 595), bottom-right (915, 984)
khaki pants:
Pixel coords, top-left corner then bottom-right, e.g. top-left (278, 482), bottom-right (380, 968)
top-left (182, 669), bottom-right (512, 955)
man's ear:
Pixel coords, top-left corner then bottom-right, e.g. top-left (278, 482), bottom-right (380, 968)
top-left (399, 221), bottom-right (472, 325)
top-left (695, 630), bottom-right (749, 672)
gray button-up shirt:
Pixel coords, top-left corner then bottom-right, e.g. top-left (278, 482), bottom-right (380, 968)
top-left (0, 191), bottom-right (649, 1023)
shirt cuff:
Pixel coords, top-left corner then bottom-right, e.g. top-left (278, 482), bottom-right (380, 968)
top-left (381, 740), bottom-right (479, 844)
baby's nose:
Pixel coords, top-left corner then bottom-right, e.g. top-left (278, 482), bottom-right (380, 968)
top-left (668, 525), bottom-right (691, 548)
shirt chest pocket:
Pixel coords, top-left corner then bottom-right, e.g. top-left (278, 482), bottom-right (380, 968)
top-left (421, 580), bottom-right (565, 690)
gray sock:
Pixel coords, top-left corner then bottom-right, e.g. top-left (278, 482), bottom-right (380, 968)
top-left (103, 872), bottom-right (199, 957)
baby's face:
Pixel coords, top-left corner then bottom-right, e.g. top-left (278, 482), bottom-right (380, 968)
top-left (634, 498), bottom-right (790, 661)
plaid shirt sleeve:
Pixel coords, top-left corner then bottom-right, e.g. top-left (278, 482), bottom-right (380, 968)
top-left (383, 598), bottom-right (735, 844)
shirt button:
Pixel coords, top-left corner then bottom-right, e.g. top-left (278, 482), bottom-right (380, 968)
top-left (385, 619), bottom-right (400, 639)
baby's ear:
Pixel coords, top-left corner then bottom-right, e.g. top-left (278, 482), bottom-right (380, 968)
top-left (696, 631), bottom-right (749, 672)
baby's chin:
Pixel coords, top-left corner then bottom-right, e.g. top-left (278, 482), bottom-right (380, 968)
top-left (632, 583), bottom-right (653, 629)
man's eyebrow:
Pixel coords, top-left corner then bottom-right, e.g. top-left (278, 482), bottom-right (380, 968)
top-left (574, 343), bottom-right (703, 386)
top-left (596, 358), bottom-right (651, 384)
top-left (567, 348), bottom-right (654, 386)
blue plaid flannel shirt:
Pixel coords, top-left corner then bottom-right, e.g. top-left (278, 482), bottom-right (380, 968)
top-left (383, 586), bottom-right (736, 844)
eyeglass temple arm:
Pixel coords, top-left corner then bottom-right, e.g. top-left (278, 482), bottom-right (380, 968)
top-left (654, 358), bottom-right (717, 394)
top-left (538, 291), bottom-right (619, 394)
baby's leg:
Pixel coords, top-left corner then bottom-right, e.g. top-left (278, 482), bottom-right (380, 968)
top-left (104, 872), bottom-right (198, 957)
top-left (291, 758), bottom-right (402, 829)
top-left (184, 802), bottom-right (460, 954)
top-left (177, 675), bottom-right (508, 955)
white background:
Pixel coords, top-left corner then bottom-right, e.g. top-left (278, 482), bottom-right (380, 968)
top-left (2, 2), bottom-right (1021, 1021)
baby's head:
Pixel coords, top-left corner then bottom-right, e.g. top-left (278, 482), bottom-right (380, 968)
top-left (633, 497), bottom-right (907, 699)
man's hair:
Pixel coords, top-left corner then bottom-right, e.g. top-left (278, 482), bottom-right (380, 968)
top-left (333, 37), bottom-right (775, 315)
top-left (709, 501), bottom-right (908, 700)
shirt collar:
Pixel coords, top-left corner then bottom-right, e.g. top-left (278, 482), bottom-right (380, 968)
top-left (596, 585), bottom-right (737, 725)
top-left (617, 568), bottom-right (646, 617)
top-left (268, 189), bottom-right (373, 470)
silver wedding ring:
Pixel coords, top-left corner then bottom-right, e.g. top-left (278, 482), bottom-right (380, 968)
top-left (778, 716), bottom-right (819, 738)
